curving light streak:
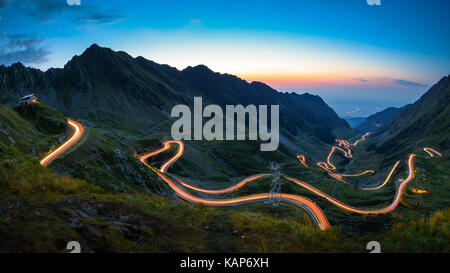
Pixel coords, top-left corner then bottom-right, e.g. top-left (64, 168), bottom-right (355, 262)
top-left (139, 140), bottom-right (331, 230)
top-left (337, 170), bottom-right (375, 177)
top-left (352, 132), bottom-right (370, 146)
top-left (327, 172), bottom-right (349, 184)
top-left (40, 119), bottom-right (83, 167)
top-left (138, 139), bottom-right (429, 229)
top-left (360, 161), bottom-right (400, 190)
top-left (296, 154), bottom-right (309, 168)
top-left (316, 133), bottom-right (380, 185)
top-left (175, 174), bottom-right (269, 194)
top-left (336, 139), bottom-right (352, 156)
top-left (423, 147), bottom-right (442, 157)
top-left (317, 146), bottom-right (352, 171)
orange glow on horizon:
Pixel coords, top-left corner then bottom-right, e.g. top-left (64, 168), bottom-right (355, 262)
top-left (238, 72), bottom-right (355, 88)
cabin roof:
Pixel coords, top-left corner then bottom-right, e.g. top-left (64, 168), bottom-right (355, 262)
top-left (19, 94), bottom-right (37, 100)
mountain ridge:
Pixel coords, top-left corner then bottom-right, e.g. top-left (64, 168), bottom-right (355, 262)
top-left (0, 44), bottom-right (352, 145)
top-left (368, 74), bottom-right (450, 154)
top-left (356, 105), bottom-right (410, 133)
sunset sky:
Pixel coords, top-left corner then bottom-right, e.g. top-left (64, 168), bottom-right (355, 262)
top-left (1, 0), bottom-right (449, 116)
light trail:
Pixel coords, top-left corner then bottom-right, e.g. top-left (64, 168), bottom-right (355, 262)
top-left (137, 138), bottom-right (438, 230)
top-left (316, 133), bottom-right (380, 186)
top-left (138, 140), bottom-right (331, 230)
top-left (175, 174), bottom-right (269, 194)
top-left (410, 188), bottom-right (429, 194)
top-left (317, 146), bottom-right (352, 171)
top-left (336, 139), bottom-right (352, 157)
top-left (336, 170), bottom-right (375, 177)
top-left (423, 147), bottom-right (442, 157)
top-left (40, 119), bottom-right (84, 167)
top-left (327, 172), bottom-right (349, 184)
top-left (296, 154), bottom-right (309, 168)
top-left (360, 161), bottom-right (400, 190)
top-left (352, 132), bottom-right (370, 146)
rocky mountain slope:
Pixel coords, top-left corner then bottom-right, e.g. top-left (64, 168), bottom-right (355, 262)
top-left (356, 105), bottom-right (409, 133)
top-left (1, 45), bottom-right (449, 253)
top-left (0, 44), bottom-right (356, 184)
top-left (368, 75), bottom-right (450, 154)
top-left (343, 117), bottom-right (366, 128)
top-left (0, 44), bottom-right (350, 140)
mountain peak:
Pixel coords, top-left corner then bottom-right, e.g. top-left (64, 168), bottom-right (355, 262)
top-left (64, 44), bottom-right (132, 70)
top-left (88, 43), bottom-right (101, 49)
top-left (81, 43), bottom-right (113, 57)
top-left (10, 62), bottom-right (25, 69)
top-left (182, 64), bottom-right (213, 73)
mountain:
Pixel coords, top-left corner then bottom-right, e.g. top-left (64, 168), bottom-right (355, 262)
top-left (368, 75), bottom-right (450, 154)
top-left (0, 44), bottom-right (349, 136)
top-left (0, 44), bottom-right (352, 151)
top-left (1, 45), bottom-right (448, 253)
top-left (356, 106), bottom-right (409, 133)
top-left (0, 44), bottom-right (356, 188)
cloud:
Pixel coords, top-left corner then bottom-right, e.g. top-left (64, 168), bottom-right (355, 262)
top-left (189, 18), bottom-right (201, 24)
top-left (0, 34), bottom-right (50, 66)
top-left (354, 78), bottom-right (368, 83)
top-left (66, 0), bottom-right (81, 6)
top-left (1, 0), bottom-right (122, 25)
top-left (345, 106), bottom-right (361, 115)
top-left (390, 78), bottom-right (425, 87)
top-left (74, 9), bottom-right (123, 25)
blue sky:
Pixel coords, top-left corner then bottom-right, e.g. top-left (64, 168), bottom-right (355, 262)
top-left (0, 0), bottom-right (449, 116)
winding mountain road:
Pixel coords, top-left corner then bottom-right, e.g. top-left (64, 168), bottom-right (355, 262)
top-left (139, 140), bottom-right (331, 230)
top-left (40, 119), bottom-right (84, 167)
top-left (39, 119), bottom-right (442, 231)
top-left (138, 138), bottom-right (441, 231)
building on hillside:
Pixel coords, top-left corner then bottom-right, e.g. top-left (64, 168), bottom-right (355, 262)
top-left (18, 94), bottom-right (38, 105)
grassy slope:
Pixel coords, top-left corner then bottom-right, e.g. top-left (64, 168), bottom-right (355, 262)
top-left (0, 104), bottom-right (449, 252)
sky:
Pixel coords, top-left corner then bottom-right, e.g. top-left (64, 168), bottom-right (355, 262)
top-left (0, 0), bottom-right (449, 117)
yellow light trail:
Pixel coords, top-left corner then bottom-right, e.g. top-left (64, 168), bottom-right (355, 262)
top-left (175, 174), bottom-right (269, 194)
top-left (40, 119), bottom-right (83, 167)
top-left (352, 132), bottom-right (370, 146)
top-left (317, 146), bottom-right (352, 171)
top-left (337, 170), bottom-right (375, 177)
top-left (423, 147), bottom-right (442, 157)
top-left (360, 161), bottom-right (400, 190)
top-left (296, 154), bottom-right (309, 168)
top-left (410, 188), bottom-right (429, 194)
top-left (316, 133), bottom-right (377, 185)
